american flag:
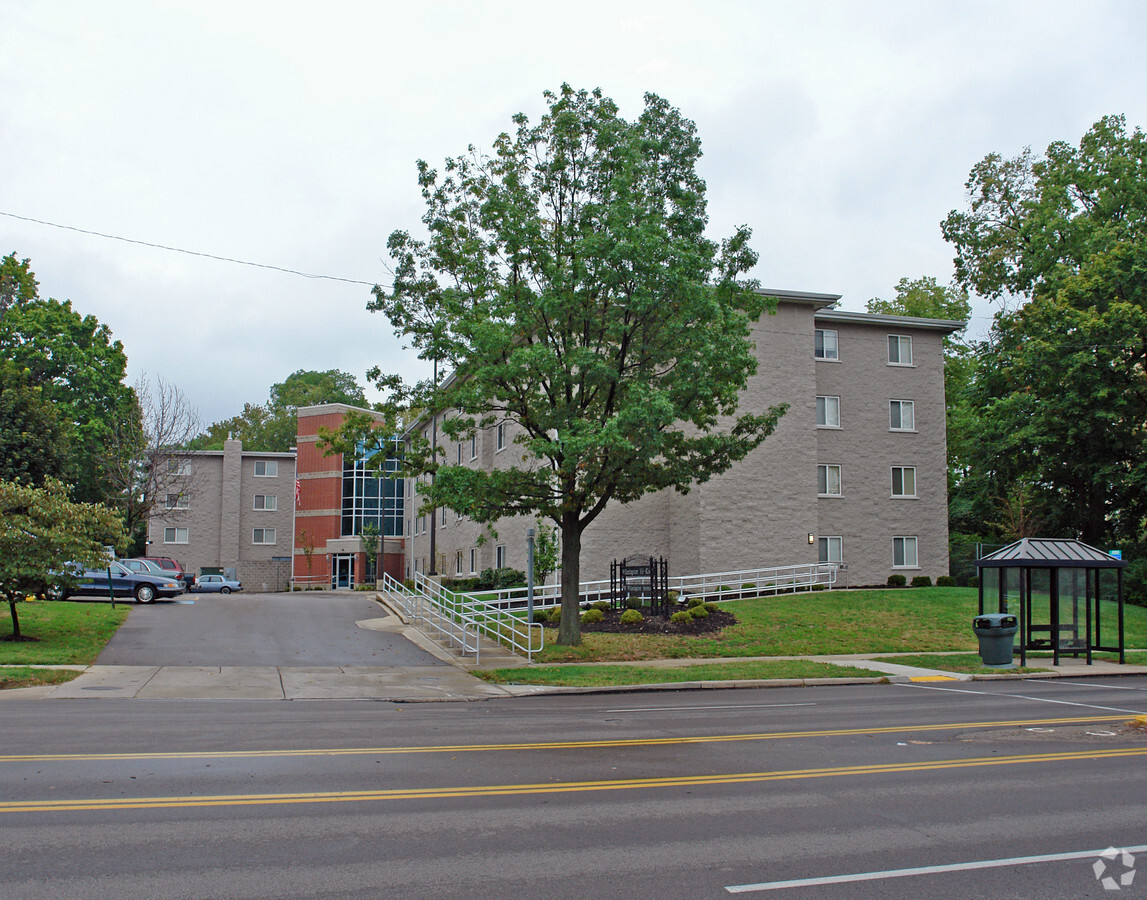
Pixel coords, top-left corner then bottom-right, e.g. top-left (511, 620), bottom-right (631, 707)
top-left (295, 478), bottom-right (301, 505)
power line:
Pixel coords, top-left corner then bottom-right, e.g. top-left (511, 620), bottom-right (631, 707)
top-left (0, 210), bottom-right (383, 287)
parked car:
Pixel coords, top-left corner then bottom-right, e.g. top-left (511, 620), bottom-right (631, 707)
top-left (142, 556), bottom-right (195, 589)
top-left (192, 574), bottom-right (243, 594)
top-left (120, 558), bottom-right (166, 576)
top-left (49, 561), bottom-right (185, 604)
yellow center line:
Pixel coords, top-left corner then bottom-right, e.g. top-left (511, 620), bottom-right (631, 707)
top-left (0, 714), bottom-right (1128, 763)
top-left (3, 746), bottom-right (1145, 814)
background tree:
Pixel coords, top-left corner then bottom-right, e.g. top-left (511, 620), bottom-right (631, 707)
top-left (0, 478), bottom-right (125, 640)
top-left (532, 520), bottom-right (559, 586)
top-left (0, 361), bottom-right (73, 486)
top-left (942, 116), bottom-right (1147, 547)
top-left (364, 85), bottom-right (785, 645)
top-left (193, 368), bottom-right (368, 452)
top-left (100, 373), bottom-right (203, 553)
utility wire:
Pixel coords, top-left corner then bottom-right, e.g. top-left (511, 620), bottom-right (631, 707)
top-left (1, 210), bottom-right (382, 287)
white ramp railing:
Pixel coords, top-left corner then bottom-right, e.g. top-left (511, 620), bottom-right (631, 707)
top-left (379, 572), bottom-right (545, 662)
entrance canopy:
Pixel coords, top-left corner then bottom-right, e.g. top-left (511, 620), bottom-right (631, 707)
top-left (975, 539), bottom-right (1125, 665)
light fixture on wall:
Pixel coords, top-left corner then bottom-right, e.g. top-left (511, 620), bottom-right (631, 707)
top-left (808, 533), bottom-right (815, 544)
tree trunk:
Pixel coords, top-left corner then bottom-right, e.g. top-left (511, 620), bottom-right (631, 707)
top-left (557, 513), bottom-right (582, 645)
top-left (7, 599), bottom-right (20, 640)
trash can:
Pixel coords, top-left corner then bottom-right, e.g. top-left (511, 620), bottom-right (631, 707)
top-left (973, 613), bottom-right (1018, 667)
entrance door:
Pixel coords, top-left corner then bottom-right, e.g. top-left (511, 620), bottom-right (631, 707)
top-left (332, 555), bottom-right (355, 589)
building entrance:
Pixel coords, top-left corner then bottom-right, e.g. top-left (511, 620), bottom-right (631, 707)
top-left (332, 554), bottom-right (356, 589)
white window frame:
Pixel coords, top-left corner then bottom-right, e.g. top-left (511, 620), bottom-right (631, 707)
top-left (495, 545), bottom-right (506, 569)
top-left (816, 396), bottom-right (841, 428)
top-left (164, 492), bottom-right (188, 510)
top-left (496, 423), bottom-right (506, 452)
top-left (455, 550), bottom-right (463, 575)
top-left (253, 527), bottom-right (277, 545)
top-left (254, 494), bottom-right (277, 511)
top-left (891, 466), bottom-right (917, 498)
top-left (457, 443), bottom-right (463, 464)
top-left (889, 399), bottom-right (915, 431)
top-left (893, 536), bottom-right (919, 568)
top-left (817, 464), bottom-right (842, 497)
top-left (254, 460), bottom-right (278, 477)
top-left (887, 334), bottom-right (913, 366)
top-left (814, 328), bottom-right (839, 360)
top-left (163, 526), bottom-right (189, 544)
top-left (469, 548), bottom-right (478, 574)
top-left (441, 506), bottom-right (447, 526)
top-left (469, 435), bottom-right (477, 461)
top-left (818, 536), bottom-right (842, 564)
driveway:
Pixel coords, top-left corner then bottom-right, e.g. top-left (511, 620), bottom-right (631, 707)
top-left (96, 591), bottom-right (447, 667)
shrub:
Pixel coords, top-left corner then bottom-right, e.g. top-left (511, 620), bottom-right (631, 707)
top-left (581, 608), bottom-right (604, 624)
top-left (968, 576), bottom-right (980, 588)
top-left (935, 575), bottom-right (956, 587)
top-left (887, 574), bottom-right (907, 587)
top-left (670, 609), bottom-right (693, 624)
top-left (686, 595), bottom-right (705, 608)
top-left (619, 608), bottom-right (644, 626)
top-left (667, 590), bottom-right (679, 603)
top-left (911, 575), bottom-right (933, 588)
top-left (702, 602), bottom-right (718, 614)
top-left (545, 607), bottom-right (560, 624)
top-left (625, 596), bottom-right (644, 610)
top-left (689, 604), bottom-right (709, 619)
top-left (592, 600), bottom-right (610, 612)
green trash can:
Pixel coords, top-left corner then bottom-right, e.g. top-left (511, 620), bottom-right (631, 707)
top-left (973, 613), bottom-right (1018, 667)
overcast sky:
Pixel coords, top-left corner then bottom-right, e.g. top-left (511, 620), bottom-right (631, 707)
top-left (4, 1), bottom-right (1146, 426)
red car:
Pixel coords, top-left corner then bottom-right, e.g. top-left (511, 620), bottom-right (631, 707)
top-left (143, 556), bottom-right (195, 589)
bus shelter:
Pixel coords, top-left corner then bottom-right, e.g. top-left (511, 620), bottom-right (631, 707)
top-left (975, 538), bottom-right (1125, 666)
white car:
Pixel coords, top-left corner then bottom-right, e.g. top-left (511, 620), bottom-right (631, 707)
top-left (192, 574), bottom-right (243, 594)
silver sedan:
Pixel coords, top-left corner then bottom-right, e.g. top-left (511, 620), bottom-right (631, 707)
top-left (191, 574), bottom-right (243, 594)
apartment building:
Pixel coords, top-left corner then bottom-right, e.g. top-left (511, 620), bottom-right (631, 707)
top-left (404, 290), bottom-right (961, 588)
top-left (147, 439), bottom-right (296, 590)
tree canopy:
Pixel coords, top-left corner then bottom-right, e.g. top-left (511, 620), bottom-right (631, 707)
top-left (194, 368), bottom-right (368, 452)
top-left (361, 85), bottom-right (784, 644)
top-left (942, 116), bottom-right (1147, 548)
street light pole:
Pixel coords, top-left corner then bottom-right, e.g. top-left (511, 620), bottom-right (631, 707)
top-left (526, 527), bottom-right (535, 623)
top-left (429, 357), bottom-right (438, 576)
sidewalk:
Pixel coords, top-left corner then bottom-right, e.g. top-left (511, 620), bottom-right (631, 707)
top-left (5, 651), bottom-right (1146, 702)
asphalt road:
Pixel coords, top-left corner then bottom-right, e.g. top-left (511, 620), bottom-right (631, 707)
top-left (3, 676), bottom-right (1146, 898)
top-left (94, 591), bottom-right (446, 668)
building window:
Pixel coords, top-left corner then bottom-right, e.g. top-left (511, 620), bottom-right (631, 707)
top-left (341, 437), bottom-right (404, 538)
top-left (816, 396), bottom-right (840, 428)
top-left (817, 464), bottom-right (842, 497)
top-left (254, 494), bottom-right (277, 511)
top-left (496, 423), bottom-right (506, 451)
top-left (814, 328), bottom-right (839, 360)
top-left (891, 466), bottom-right (917, 498)
top-left (457, 442), bottom-right (463, 464)
top-left (167, 459), bottom-right (190, 475)
top-left (893, 536), bottom-right (918, 568)
top-left (818, 536), bottom-right (842, 564)
top-left (253, 528), bottom-right (277, 545)
top-left (495, 545), bottom-right (506, 569)
top-left (254, 460), bottom-right (278, 477)
top-left (890, 400), bottom-right (915, 430)
top-left (469, 548), bottom-right (478, 574)
top-left (163, 527), bottom-right (189, 544)
top-left (455, 551), bottom-right (463, 575)
top-left (888, 335), bottom-right (913, 365)
top-left (441, 506), bottom-right (447, 526)
top-left (469, 435), bottom-right (477, 460)
top-left (164, 492), bottom-right (188, 510)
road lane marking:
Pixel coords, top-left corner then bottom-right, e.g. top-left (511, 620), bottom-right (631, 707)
top-left (3, 746), bottom-right (1146, 815)
top-left (902, 683), bottom-right (1146, 715)
top-left (0, 714), bottom-right (1131, 764)
top-left (606, 703), bottom-right (818, 713)
top-left (725, 844), bottom-right (1147, 892)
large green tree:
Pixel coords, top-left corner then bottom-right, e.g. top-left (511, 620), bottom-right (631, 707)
top-left (0, 478), bottom-right (125, 640)
top-left (194, 368), bottom-right (368, 452)
top-left (0, 254), bottom-right (136, 506)
top-left (364, 85), bottom-right (784, 645)
top-left (0, 362), bottom-right (73, 486)
top-left (942, 116), bottom-right (1147, 545)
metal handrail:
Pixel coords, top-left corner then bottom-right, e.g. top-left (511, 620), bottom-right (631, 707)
top-left (457, 562), bottom-right (838, 610)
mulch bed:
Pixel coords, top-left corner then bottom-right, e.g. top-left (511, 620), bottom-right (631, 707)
top-left (576, 606), bottom-right (737, 636)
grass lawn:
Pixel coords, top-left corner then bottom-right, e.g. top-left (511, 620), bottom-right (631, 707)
top-left (1, 600), bottom-right (129, 674)
top-left (479, 659), bottom-right (886, 687)
top-left (0, 667), bottom-right (83, 690)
